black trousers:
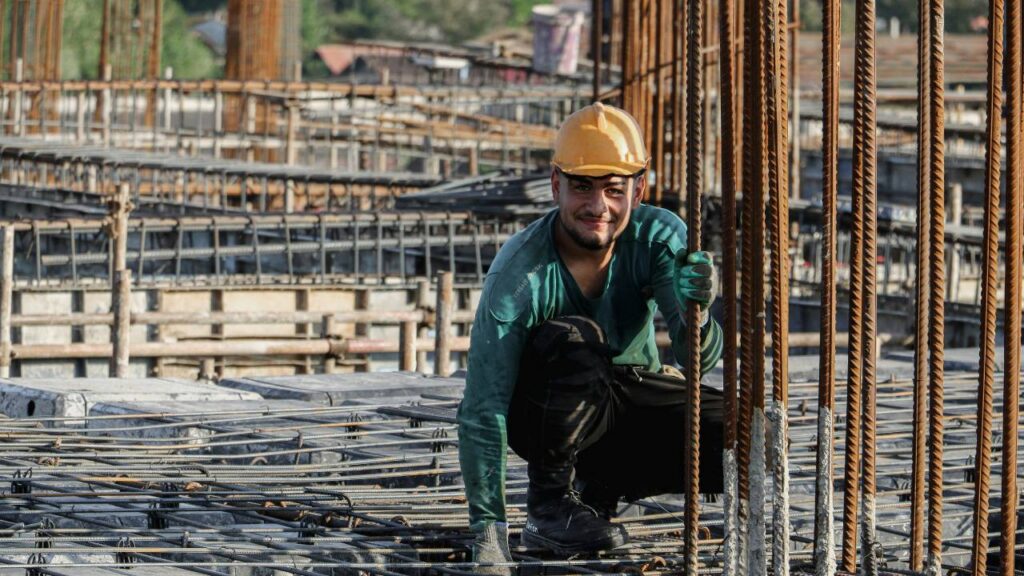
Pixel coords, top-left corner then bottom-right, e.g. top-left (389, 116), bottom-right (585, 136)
top-left (507, 316), bottom-right (724, 503)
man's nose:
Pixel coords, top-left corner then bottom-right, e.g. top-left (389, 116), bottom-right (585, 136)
top-left (585, 191), bottom-right (608, 214)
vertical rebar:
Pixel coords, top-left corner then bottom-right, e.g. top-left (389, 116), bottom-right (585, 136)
top-left (683, 0), bottom-right (704, 570)
top-left (854, 0), bottom-right (879, 568)
top-left (593, 0), bottom-right (603, 103)
top-left (149, 0), bottom-right (163, 79)
top-left (924, 0), bottom-right (946, 568)
top-left (765, 0), bottom-right (790, 567)
top-left (839, 12), bottom-right (867, 566)
top-left (813, 0), bottom-right (840, 569)
top-left (737, 0), bottom-right (761, 567)
top-left (748, 0), bottom-right (769, 569)
top-left (1000, 0), bottom-right (1022, 571)
top-left (908, 0), bottom-right (931, 564)
top-left (719, 0), bottom-right (740, 566)
top-left (969, 0), bottom-right (1004, 571)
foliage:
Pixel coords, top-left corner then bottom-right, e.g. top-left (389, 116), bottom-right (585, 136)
top-left (801, 0), bottom-right (985, 33)
top-left (61, 0), bottom-right (217, 79)
top-left (160, 0), bottom-right (219, 78)
top-left (60, 0), bottom-right (102, 80)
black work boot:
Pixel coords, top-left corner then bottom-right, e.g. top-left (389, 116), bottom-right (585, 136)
top-left (521, 489), bottom-right (628, 555)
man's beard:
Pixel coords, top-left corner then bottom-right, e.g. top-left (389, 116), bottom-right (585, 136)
top-left (560, 215), bottom-right (615, 251)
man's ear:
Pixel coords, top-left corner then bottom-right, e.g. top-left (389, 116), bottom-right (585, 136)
top-left (551, 169), bottom-right (561, 203)
top-left (633, 173), bottom-right (648, 205)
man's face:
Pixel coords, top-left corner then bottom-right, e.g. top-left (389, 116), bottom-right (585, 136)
top-left (551, 170), bottom-right (645, 251)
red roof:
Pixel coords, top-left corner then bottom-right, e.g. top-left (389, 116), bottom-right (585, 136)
top-left (315, 44), bottom-right (405, 76)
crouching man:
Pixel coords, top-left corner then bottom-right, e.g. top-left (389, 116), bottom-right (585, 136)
top-left (458, 104), bottom-right (725, 574)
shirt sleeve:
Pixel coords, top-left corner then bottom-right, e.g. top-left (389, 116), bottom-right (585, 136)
top-left (649, 224), bottom-right (724, 375)
top-left (457, 276), bottom-right (531, 530)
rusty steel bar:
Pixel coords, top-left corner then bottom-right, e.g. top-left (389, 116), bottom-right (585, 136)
top-left (854, 0), bottom-right (879, 566)
top-left (908, 0), bottom-right (931, 563)
top-left (651, 0), bottom-right (664, 205)
top-left (719, 0), bottom-right (740, 565)
top-left (593, 0), bottom-right (603, 103)
top-left (925, 0), bottom-right (946, 567)
top-left (678, 0), bottom-right (689, 207)
top-left (1000, 0), bottom-right (1022, 571)
top-left (765, 0), bottom-right (790, 566)
top-left (748, 0), bottom-right (769, 569)
top-left (813, 0), bottom-right (840, 568)
top-left (968, 0), bottom-right (1004, 570)
top-left (839, 10), bottom-right (866, 566)
top-left (736, 0), bottom-right (762, 567)
top-left (683, 0), bottom-right (704, 569)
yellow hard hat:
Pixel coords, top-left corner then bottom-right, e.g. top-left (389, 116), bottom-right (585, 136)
top-left (551, 103), bottom-right (649, 177)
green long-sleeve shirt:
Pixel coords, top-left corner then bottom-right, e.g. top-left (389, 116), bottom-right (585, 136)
top-left (456, 204), bottom-right (724, 529)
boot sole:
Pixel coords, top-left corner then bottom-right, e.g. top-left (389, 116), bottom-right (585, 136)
top-left (520, 526), bottom-right (627, 555)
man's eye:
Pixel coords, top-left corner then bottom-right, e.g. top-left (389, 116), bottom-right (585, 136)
top-left (574, 184), bottom-right (590, 192)
top-left (607, 189), bottom-right (625, 196)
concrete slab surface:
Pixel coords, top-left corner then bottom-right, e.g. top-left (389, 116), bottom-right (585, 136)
top-left (0, 378), bottom-right (263, 423)
top-left (217, 371), bottom-right (465, 405)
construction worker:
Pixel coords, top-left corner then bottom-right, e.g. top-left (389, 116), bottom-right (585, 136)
top-left (458, 103), bottom-right (725, 574)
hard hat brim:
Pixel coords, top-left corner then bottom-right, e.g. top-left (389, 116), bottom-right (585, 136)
top-left (552, 161), bottom-right (648, 178)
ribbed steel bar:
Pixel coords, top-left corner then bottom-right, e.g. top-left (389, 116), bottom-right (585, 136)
top-left (766, 0), bottom-right (790, 566)
top-left (925, 0), bottom-right (946, 567)
top-left (719, 0), bottom-right (740, 567)
top-left (683, 0), bottom-right (704, 569)
top-left (651, 0), bottom-right (665, 205)
top-left (968, 0), bottom-right (1004, 570)
top-left (839, 5), bottom-right (867, 564)
top-left (593, 0), bottom-right (603, 103)
top-left (908, 0), bottom-right (931, 564)
top-left (813, 0), bottom-right (840, 568)
top-left (737, 0), bottom-right (763, 568)
top-left (749, 0), bottom-right (769, 570)
top-left (737, 0), bottom-right (761, 565)
top-left (854, 0), bottom-right (879, 567)
top-left (1000, 0), bottom-right (1022, 570)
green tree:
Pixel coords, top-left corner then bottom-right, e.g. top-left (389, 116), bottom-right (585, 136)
top-left (60, 0), bottom-right (102, 79)
top-left (61, 0), bottom-right (217, 79)
top-left (161, 0), bottom-right (219, 78)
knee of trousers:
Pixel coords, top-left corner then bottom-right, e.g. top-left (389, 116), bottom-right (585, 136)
top-left (517, 316), bottom-right (615, 404)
